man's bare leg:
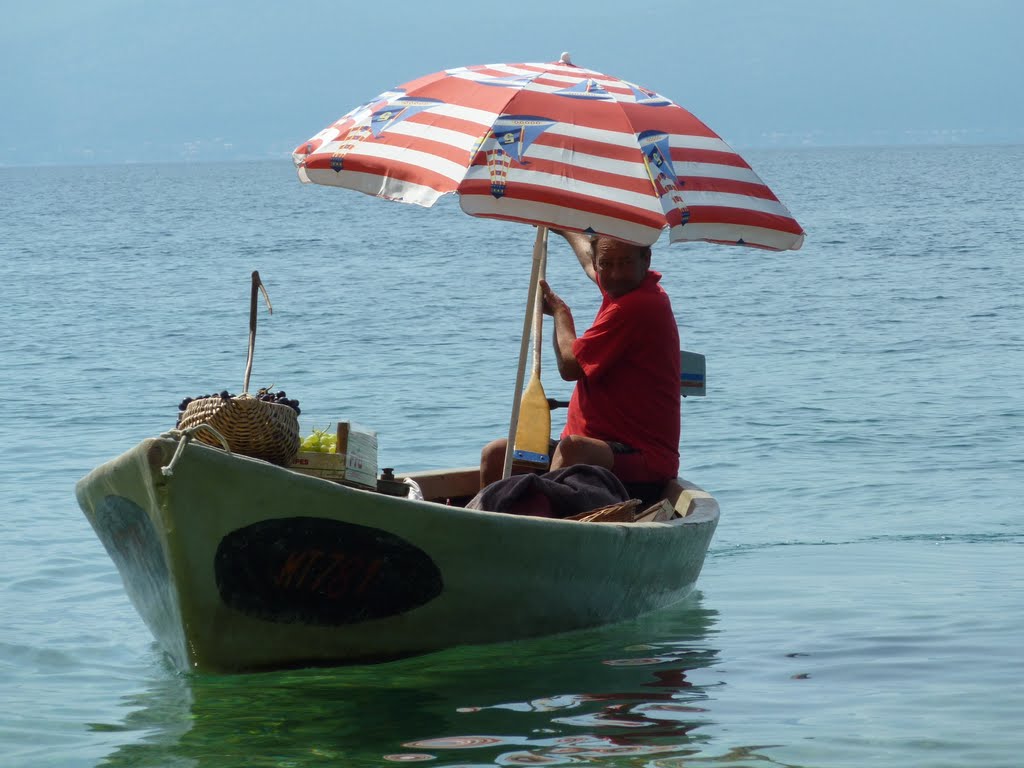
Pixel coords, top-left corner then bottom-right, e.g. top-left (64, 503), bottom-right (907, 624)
top-left (550, 434), bottom-right (614, 471)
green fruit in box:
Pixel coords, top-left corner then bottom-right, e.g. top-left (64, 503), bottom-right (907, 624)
top-left (301, 427), bottom-right (338, 453)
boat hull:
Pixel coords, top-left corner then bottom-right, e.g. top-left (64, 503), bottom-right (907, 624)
top-left (76, 438), bottom-right (719, 672)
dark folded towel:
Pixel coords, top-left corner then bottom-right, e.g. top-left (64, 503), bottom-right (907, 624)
top-left (466, 464), bottom-right (630, 518)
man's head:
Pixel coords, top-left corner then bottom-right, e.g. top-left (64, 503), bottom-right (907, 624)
top-left (592, 237), bottom-right (652, 298)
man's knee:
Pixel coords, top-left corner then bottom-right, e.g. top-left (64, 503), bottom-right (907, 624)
top-left (481, 438), bottom-right (506, 460)
top-left (552, 435), bottom-right (613, 469)
top-left (554, 434), bottom-right (588, 464)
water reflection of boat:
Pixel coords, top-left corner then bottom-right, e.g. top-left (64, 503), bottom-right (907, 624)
top-left (93, 597), bottom-right (723, 767)
top-left (75, 437), bottom-right (718, 673)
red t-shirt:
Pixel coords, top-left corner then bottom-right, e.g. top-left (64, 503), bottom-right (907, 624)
top-left (562, 271), bottom-right (681, 482)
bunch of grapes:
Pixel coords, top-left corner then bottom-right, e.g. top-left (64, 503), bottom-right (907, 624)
top-left (176, 389), bottom-right (301, 427)
top-left (254, 388), bottom-right (301, 415)
top-left (300, 427), bottom-right (337, 453)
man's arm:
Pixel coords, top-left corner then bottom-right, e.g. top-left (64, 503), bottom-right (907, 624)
top-left (552, 230), bottom-right (597, 283)
top-left (540, 280), bottom-right (583, 381)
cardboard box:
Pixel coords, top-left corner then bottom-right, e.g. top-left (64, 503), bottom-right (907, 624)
top-left (337, 421), bottom-right (378, 484)
top-left (289, 421), bottom-right (378, 488)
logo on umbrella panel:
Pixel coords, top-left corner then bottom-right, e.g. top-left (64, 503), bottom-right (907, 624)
top-left (295, 93), bottom-right (387, 167)
top-left (639, 130), bottom-right (691, 227)
top-left (472, 72), bottom-right (536, 89)
top-left (628, 85), bottom-right (673, 106)
top-left (472, 73), bottom-right (668, 106)
top-left (471, 115), bottom-right (556, 198)
top-left (329, 95), bottom-right (445, 172)
top-left (553, 79), bottom-right (615, 101)
top-left (331, 125), bottom-right (372, 172)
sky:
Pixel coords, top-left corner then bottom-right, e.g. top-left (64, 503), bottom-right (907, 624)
top-left (1, 0), bottom-right (1021, 166)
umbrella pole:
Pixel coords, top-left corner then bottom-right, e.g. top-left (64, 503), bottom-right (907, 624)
top-left (502, 227), bottom-right (548, 479)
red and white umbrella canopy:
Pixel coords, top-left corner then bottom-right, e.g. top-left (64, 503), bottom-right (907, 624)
top-left (294, 55), bottom-right (804, 251)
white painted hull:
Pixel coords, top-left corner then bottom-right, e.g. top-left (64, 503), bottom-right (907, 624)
top-left (75, 437), bottom-right (719, 673)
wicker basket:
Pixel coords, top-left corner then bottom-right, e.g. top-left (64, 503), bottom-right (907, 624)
top-left (566, 498), bottom-right (642, 523)
top-left (177, 395), bottom-right (300, 466)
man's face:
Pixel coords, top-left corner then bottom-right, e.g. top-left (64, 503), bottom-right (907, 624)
top-left (594, 238), bottom-right (650, 298)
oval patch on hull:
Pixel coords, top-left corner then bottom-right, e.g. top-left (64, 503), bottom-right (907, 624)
top-left (215, 517), bottom-right (443, 625)
top-left (94, 495), bottom-right (169, 583)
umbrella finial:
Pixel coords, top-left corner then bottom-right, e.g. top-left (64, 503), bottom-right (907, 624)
top-left (559, 51), bottom-right (573, 65)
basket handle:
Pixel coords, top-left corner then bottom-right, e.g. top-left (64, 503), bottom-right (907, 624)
top-left (243, 271), bottom-right (273, 395)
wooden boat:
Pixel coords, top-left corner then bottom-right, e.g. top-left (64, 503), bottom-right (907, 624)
top-left (75, 434), bottom-right (719, 673)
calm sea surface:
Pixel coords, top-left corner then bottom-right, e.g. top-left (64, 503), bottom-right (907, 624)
top-left (2, 145), bottom-right (1022, 767)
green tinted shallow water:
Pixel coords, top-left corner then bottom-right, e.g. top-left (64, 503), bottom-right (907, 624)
top-left (59, 540), bottom-right (1019, 768)
top-left (28, 540), bottom-right (1021, 768)
top-left (2, 146), bottom-right (1023, 766)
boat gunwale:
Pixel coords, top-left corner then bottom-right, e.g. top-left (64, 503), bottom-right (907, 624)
top-left (129, 437), bottom-right (720, 528)
top-left (73, 438), bottom-right (720, 532)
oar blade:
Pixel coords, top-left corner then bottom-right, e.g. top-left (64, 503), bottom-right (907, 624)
top-left (513, 374), bottom-right (551, 468)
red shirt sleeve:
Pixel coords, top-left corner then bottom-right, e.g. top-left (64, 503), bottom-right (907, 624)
top-left (572, 302), bottom-right (634, 379)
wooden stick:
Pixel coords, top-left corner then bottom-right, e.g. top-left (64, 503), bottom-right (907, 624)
top-left (502, 227), bottom-right (548, 479)
top-left (243, 271), bottom-right (272, 395)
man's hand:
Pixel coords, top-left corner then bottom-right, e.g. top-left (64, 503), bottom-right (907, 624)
top-left (540, 279), bottom-right (583, 381)
top-left (540, 280), bottom-right (570, 318)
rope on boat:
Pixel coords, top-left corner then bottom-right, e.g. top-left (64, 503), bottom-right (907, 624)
top-left (404, 477), bottom-right (424, 500)
top-left (158, 424), bottom-right (231, 476)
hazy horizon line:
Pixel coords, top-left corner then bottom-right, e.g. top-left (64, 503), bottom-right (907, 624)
top-left (4, 136), bottom-right (1021, 170)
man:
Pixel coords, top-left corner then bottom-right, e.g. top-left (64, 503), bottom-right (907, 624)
top-left (480, 230), bottom-right (681, 502)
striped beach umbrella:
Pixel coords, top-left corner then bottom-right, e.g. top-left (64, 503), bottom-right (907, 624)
top-left (294, 54), bottom-right (804, 251)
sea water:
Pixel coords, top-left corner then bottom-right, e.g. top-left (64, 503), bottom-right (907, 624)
top-left (1, 144), bottom-right (1022, 767)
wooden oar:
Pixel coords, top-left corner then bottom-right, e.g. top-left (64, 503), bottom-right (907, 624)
top-left (501, 228), bottom-right (550, 479)
top-left (512, 230), bottom-right (551, 470)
